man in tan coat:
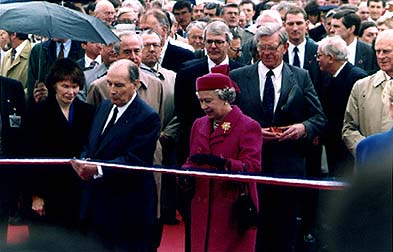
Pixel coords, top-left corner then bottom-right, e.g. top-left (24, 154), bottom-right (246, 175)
top-left (0, 32), bottom-right (32, 93)
top-left (343, 29), bottom-right (393, 157)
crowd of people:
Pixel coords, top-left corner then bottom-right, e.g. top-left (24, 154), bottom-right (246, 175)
top-left (0, 0), bottom-right (392, 251)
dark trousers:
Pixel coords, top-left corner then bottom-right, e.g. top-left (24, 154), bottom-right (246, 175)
top-left (256, 184), bottom-right (299, 252)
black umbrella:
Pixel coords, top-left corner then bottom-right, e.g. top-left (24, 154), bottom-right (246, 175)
top-left (0, 1), bottom-right (119, 44)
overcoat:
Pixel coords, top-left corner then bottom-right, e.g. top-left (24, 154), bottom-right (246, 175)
top-left (183, 106), bottom-right (262, 252)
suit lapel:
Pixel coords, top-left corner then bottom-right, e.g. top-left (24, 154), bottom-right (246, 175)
top-left (95, 97), bottom-right (140, 155)
top-left (276, 64), bottom-right (295, 117)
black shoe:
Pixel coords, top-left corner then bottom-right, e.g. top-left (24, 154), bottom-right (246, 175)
top-left (8, 215), bottom-right (26, 225)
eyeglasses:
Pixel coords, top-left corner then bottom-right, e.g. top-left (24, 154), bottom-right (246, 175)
top-left (314, 53), bottom-right (324, 59)
top-left (230, 47), bottom-right (242, 53)
top-left (144, 43), bottom-right (161, 49)
top-left (205, 39), bottom-right (226, 46)
top-left (257, 43), bottom-right (281, 52)
top-left (375, 49), bottom-right (393, 55)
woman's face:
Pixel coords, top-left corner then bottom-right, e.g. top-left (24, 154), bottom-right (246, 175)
top-left (197, 90), bottom-right (228, 121)
top-left (55, 80), bottom-right (79, 105)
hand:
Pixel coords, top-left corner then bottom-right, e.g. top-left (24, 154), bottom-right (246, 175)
top-left (33, 81), bottom-right (48, 103)
top-left (190, 154), bottom-right (227, 170)
top-left (261, 128), bottom-right (281, 143)
top-left (32, 195), bottom-right (45, 216)
top-left (278, 123), bottom-right (306, 141)
top-left (70, 159), bottom-right (98, 181)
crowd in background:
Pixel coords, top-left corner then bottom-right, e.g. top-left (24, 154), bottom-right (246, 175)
top-left (0, 0), bottom-right (392, 251)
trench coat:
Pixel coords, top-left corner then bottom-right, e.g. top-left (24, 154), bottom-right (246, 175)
top-left (183, 105), bottom-right (262, 252)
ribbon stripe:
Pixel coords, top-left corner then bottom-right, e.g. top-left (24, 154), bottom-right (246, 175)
top-left (0, 158), bottom-right (347, 190)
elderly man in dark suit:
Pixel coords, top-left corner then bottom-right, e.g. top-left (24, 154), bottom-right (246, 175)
top-left (70, 59), bottom-right (160, 252)
top-left (0, 76), bottom-right (25, 250)
top-left (317, 36), bottom-right (368, 177)
top-left (230, 23), bottom-right (326, 252)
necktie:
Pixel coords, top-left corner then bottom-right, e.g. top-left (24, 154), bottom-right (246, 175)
top-left (87, 60), bottom-right (98, 70)
top-left (293, 47), bottom-right (300, 67)
top-left (262, 70), bottom-right (275, 123)
top-left (11, 48), bottom-right (17, 63)
top-left (58, 43), bottom-right (65, 59)
top-left (101, 106), bottom-right (118, 139)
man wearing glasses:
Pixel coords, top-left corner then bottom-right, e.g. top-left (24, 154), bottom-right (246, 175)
top-left (231, 23), bottom-right (326, 252)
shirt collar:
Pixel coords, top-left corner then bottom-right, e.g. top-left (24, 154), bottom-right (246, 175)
top-left (288, 39), bottom-right (306, 52)
top-left (117, 91), bottom-right (137, 115)
top-left (207, 56), bottom-right (229, 72)
top-left (333, 61), bottom-right (347, 77)
top-left (13, 39), bottom-right (28, 57)
top-left (258, 60), bottom-right (284, 78)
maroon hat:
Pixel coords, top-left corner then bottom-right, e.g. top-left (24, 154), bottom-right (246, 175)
top-left (196, 64), bottom-right (240, 92)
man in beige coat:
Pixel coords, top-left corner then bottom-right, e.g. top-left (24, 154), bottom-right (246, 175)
top-left (0, 32), bottom-right (32, 93)
top-left (343, 29), bottom-right (393, 157)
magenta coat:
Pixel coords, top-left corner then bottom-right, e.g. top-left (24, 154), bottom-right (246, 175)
top-left (183, 105), bottom-right (262, 252)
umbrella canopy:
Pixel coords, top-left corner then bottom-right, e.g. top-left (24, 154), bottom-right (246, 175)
top-left (0, 1), bottom-right (119, 44)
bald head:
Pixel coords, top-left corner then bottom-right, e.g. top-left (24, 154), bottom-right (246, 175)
top-left (95, 0), bottom-right (116, 26)
top-left (107, 59), bottom-right (140, 107)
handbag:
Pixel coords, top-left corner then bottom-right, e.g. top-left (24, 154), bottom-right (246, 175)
top-left (232, 164), bottom-right (259, 232)
top-left (232, 182), bottom-right (259, 233)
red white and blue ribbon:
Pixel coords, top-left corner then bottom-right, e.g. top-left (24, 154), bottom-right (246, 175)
top-left (0, 158), bottom-right (347, 190)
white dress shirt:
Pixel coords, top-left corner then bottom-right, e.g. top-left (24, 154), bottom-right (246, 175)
top-left (288, 39), bottom-right (306, 68)
top-left (258, 61), bottom-right (284, 112)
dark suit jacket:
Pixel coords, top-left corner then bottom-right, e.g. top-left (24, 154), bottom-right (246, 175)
top-left (0, 76), bottom-right (26, 157)
top-left (0, 76), bottom-right (25, 224)
top-left (80, 96), bottom-right (160, 247)
top-left (174, 57), bottom-right (243, 163)
top-left (355, 40), bottom-right (379, 75)
top-left (308, 25), bottom-right (326, 43)
top-left (75, 57), bottom-right (86, 71)
top-left (26, 40), bottom-right (84, 104)
top-left (356, 129), bottom-right (393, 170)
top-left (231, 62), bottom-right (326, 176)
top-left (320, 63), bottom-right (367, 175)
top-left (321, 62), bottom-right (367, 142)
top-left (162, 42), bottom-right (195, 72)
top-left (284, 38), bottom-right (322, 97)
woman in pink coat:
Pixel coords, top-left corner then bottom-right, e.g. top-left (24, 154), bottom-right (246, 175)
top-left (183, 65), bottom-right (262, 252)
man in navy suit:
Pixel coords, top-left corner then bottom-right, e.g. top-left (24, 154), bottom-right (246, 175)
top-left (71, 59), bottom-right (161, 252)
top-left (231, 23), bottom-right (326, 252)
top-left (317, 36), bottom-right (368, 176)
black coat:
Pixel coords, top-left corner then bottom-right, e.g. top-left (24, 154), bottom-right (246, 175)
top-left (25, 96), bottom-right (95, 225)
top-left (161, 42), bottom-right (195, 72)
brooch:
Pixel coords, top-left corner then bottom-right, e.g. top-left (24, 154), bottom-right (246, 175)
top-left (221, 122), bottom-right (231, 133)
